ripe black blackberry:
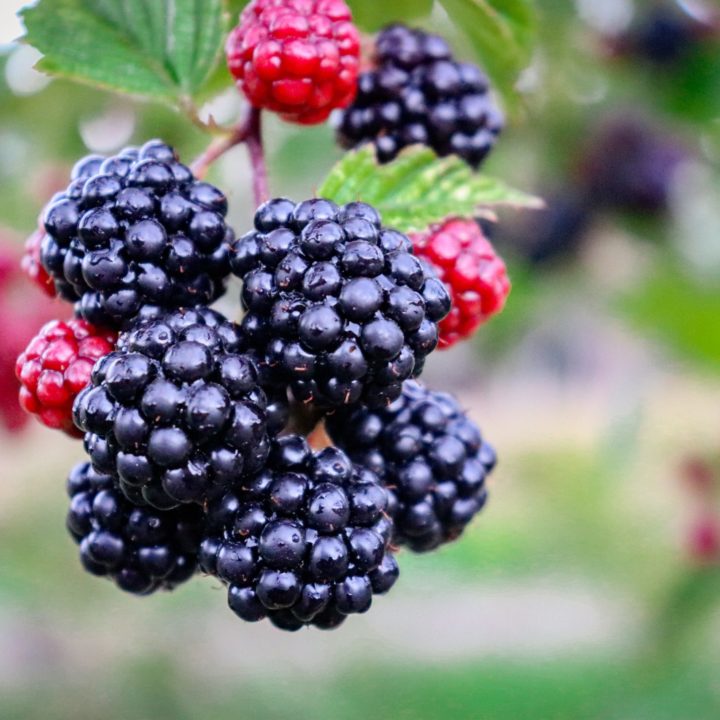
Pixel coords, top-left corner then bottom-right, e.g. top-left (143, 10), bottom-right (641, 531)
top-left (40, 139), bottom-right (232, 329)
top-left (230, 198), bottom-right (451, 409)
top-left (73, 307), bottom-right (274, 509)
top-left (199, 435), bottom-right (399, 631)
top-left (337, 24), bottom-right (504, 167)
top-left (326, 381), bottom-right (496, 552)
top-left (66, 461), bottom-right (204, 594)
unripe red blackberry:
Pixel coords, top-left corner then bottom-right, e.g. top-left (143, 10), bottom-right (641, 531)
top-left (230, 198), bottom-right (451, 408)
top-left (40, 140), bottom-right (232, 329)
top-left (226, 0), bottom-right (360, 125)
top-left (66, 461), bottom-right (204, 594)
top-left (337, 24), bottom-right (503, 167)
top-left (73, 307), bottom-right (274, 509)
top-left (16, 318), bottom-right (116, 436)
top-left (412, 219), bottom-right (510, 348)
top-left (327, 381), bottom-right (496, 552)
top-left (200, 435), bottom-right (399, 630)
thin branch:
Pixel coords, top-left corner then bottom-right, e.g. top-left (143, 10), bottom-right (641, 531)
top-left (245, 107), bottom-right (269, 206)
top-left (190, 107), bottom-right (269, 207)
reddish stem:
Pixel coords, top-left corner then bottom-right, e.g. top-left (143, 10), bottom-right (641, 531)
top-left (190, 107), bottom-right (269, 206)
top-left (245, 107), bottom-right (269, 206)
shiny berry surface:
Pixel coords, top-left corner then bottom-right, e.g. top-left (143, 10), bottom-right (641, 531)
top-left (337, 24), bottom-right (504, 167)
top-left (327, 380), bottom-right (496, 552)
top-left (73, 307), bottom-right (274, 509)
top-left (66, 461), bottom-right (204, 594)
top-left (412, 219), bottom-right (510, 348)
top-left (16, 318), bottom-right (116, 436)
top-left (200, 435), bottom-right (399, 630)
top-left (226, 0), bottom-right (360, 125)
top-left (39, 140), bottom-right (232, 329)
top-left (230, 198), bottom-right (450, 408)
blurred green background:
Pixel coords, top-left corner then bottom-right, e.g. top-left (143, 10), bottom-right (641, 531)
top-left (2, 1), bottom-right (720, 719)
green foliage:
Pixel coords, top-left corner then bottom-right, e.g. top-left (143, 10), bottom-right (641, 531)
top-left (347, 0), bottom-right (434, 31)
top-left (438, 0), bottom-right (537, 109)
top-left (317, 146), bottom-right (541, 233)
top-left (618, 261), bottom-right (720, 370)
top-left (20, 0), bottom-right (228, 106)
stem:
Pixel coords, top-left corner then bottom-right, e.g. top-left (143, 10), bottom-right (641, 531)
top-left (190, 107), bottom-right (269, 206)
top-left (246, 107), bottom-right (269, 206)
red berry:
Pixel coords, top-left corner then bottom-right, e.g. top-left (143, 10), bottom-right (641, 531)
top-left (412, 219), bottom-right (510, 349)
top-left (689, 516), bottom-right (720, 564)
top-left (21, 227), bottom-right (56, 297)
top-left (227, 0), bottom-right (360, 125)
top-left (15, 318), bottom-right (116, 437)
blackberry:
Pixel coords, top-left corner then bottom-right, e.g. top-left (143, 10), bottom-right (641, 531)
top-left (200, 435), bottom-right (399, 630)
top-left (327, 381), bottom-right (496, 552)
top-left (16, 318), bottom-right (117, 437)
top-left (337, 24), bottom-right (504, 168)
top-left (411, 219), bottom-right (510, 348)
top-left (230, 198), bottom-right (450, 409)
top-left (66, 461), bottom-right (204, 594)
top-left (226, 0), bottom-right (360, 125)
top-left (73, 307), bottom-right (273, 509)
top-left (40, 140), bottom-right (232, 329)
top-left (577, 115), bottom-right (687, 214)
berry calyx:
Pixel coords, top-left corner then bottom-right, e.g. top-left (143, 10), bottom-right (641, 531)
top-left (226, 0), bottom-right (360, 125)
top-left (16, 318), bottom-right (116, 437)
top-left (411, 219), bottom-right (510, 349)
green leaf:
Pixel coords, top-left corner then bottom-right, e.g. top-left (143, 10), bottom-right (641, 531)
top-left (317, 146), bottom-right (542, 233)
top-left (618, 260), bottom-right (720, 370)
top-left (20, 0), bottom-right (228, 106)
top-left (438, 0), bottom-right (537, 109)
top-left (347, 0), bottom-right (434, 32)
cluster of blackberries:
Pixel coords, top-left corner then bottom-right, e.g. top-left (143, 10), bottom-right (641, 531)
top-left (17, 19), bottom-right (507, 634)
top-left (337, 24), bottom-right (504, 167)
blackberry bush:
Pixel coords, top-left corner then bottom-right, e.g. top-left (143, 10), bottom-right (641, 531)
top-left (66, 461), bottom-right (204, 594)
top-left (337, 24), bottom-right (504, 167)
top-left (200, 435), bottom-right (399, 630)
top-left (230, 198), bottom-right (451, 408)
top-left (40, 140), bottom-right (232, 329)
top-left (73, 307), bottom-right (274, 509)
top-left (15, 0), bottom-right (532, 631)
top-left (327, 381), bottom-right (496, 552)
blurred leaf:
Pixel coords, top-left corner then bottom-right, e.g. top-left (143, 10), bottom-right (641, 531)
top-left (318, 146), bottom-right (542, 233)
top-left (227, 0), bottom-right (250, 15)
top-left (347, 0), bottom-right (434, 32)
top-left (20, 0), bottom-right (228, 107)
top-left (653, 568), bottom-right (720, 656)
top-left (618, 261), bottom-right (720, 370)
top-left (439, 0), bottom-right (537, 110)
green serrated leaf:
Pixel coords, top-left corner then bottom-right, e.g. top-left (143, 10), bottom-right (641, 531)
top-left (347, 0), bottom-right (434, 32)
top-left (317, 146), bottom-right (541, 233)
top-left (20, 0), bottom-right (228, 106)
top-left (439, 0), bottom-right (537, 110)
